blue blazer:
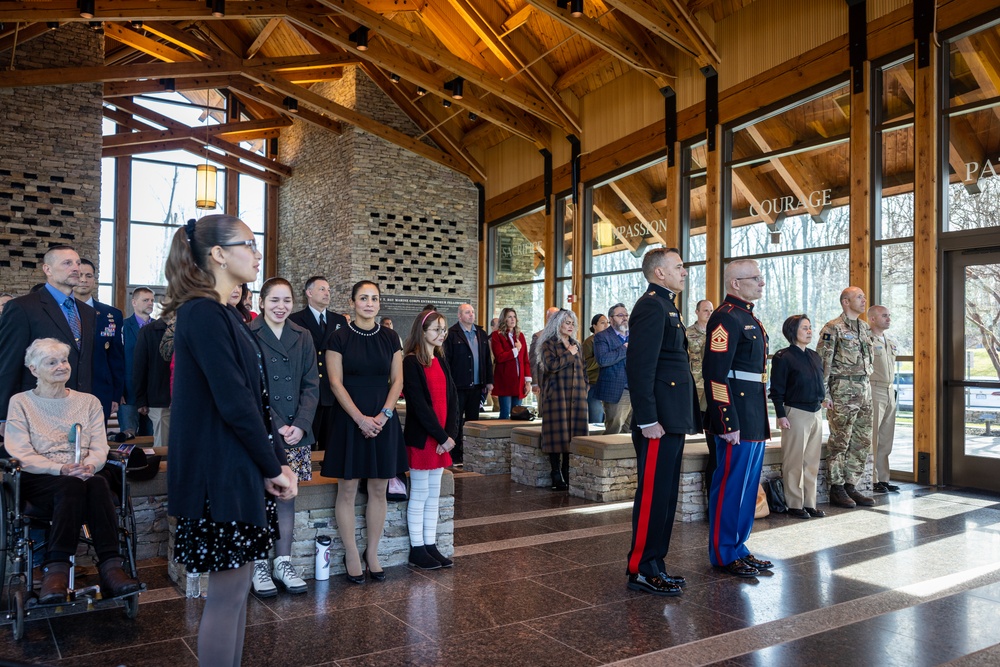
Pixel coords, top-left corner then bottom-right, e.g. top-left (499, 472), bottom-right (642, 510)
top-left (592, 326), bottom-right (628, 403)
top-left (89, 300), bottom-right (125, 420)
top-left (121, 313), bottom-right (144, 404)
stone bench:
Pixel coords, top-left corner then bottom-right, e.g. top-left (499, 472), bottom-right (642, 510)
top-left (510, 424), bottom-right (605, 488)
top-left (463, 419), bottom-right (542, 475)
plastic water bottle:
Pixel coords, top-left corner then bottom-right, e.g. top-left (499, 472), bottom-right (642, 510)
top-left (314, 535), bottom-right (331, 581)
top-left (185, 571), bottom-right (201, 598)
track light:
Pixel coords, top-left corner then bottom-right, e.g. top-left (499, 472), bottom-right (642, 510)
top-left (350, 26), bottom-right (369, 51)
top-left (89, 21), bottom-right (103, 33)
top-left (160, 78), bottom-right (175, 92)
top-left (47, 22), bottom-right (59, 30)
top-left (283, 96), bottom-right (298, 113)
top-left (443, 99), bottom-right (452, 108)
top-left (78, 0), bottom-right (95, 19)
top-left (390, 72), bottom-right (400, 83)
top-left (417, 87), bottom-right (426, 96)
top-left (570, 0), bottom-right (583, 17)
top-left (445, 77), bottom-right (464, 100)
top-left (469, 112), bottom-right (478, 121)
top-left (130, 20), bottom-right (143, 30)
top-left (210, 0), bottom-right (225, 17)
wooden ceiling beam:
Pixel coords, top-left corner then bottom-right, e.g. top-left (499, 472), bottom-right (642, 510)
top-left (460, 120), bottom-right (499, 148)
top-left (0, 57), bottom-right (242, 87)
top-left (103, 22), bottom-right (198, 62)
top-left (418, 1), bottom-right (504, 74)
top-left (731, 165), bottom-right (781, 225)
top-left (357, 0), bottom-right (427, 10)
top-left (603, 0), bottom-right (704, 63)
top-left (0, 2), bottom-right (291, 23)
top-left (278, 66), bottom-right (345, 83)
top-left (743, 120), bottom-right (831, 220)
top-left (244, 53), bottom-right (358, 70)
top-left (195, 18), bottom-right (243, 55)
top-left (104, 75), bottom-right (239, 97)
top-left (312, 0), bottom-right (566, 130)
top-left (657, 0), bottom-right (721, 64)
top-left (608, 175), bottom-right (668, 245)
top-left (226, 79), bottom-right (343, 134)
top-left (246, 17), bottom-right (283, 59)
top-left (501, 5), bottom-right (535, 35)
top-left (141, 21), bottom-right (225, 60)
top-left (0, 22), bottom-right (56, 54)
top-left (553, 51), bottom-right (617, 93)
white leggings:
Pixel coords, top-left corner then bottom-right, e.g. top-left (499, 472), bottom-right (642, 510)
top-left (407, 468), bottom-right (443, 547)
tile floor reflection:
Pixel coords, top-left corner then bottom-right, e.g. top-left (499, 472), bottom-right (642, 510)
top-left (5, 475), bottom-right (1000, 666)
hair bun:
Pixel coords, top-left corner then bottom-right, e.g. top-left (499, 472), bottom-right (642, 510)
top-left (184, 218), bottom-right (197, 243)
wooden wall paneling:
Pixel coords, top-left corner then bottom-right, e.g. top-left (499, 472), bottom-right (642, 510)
top-left (705, 125), bottom-right (722, 306)
top-left (850, 65), bottom-right (872, 296)
top-left (912, 38), bottom-right (938, 485)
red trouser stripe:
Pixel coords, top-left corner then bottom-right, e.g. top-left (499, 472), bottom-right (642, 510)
top-left (711, 440), bottom-right (733, 565)
top-left (629, 437), bottom-right (661, 574)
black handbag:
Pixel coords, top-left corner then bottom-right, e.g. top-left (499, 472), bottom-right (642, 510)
top-left (510, 405), bottom-right (536, 421)
top-left (763, 477), bottom-right (788, 513)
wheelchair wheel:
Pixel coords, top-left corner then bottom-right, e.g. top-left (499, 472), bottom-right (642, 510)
top-left (11, 588), bottom-right (24, 640)
top-left (0, 478), bottom-right (8, 600)
top-left (123, 592), bottom-right (139, 620)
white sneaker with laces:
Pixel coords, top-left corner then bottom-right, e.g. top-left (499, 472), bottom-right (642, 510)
top-left (272, 556), bottom-right (307, 594)
top-left (251, 559), bottom-right (277, 597)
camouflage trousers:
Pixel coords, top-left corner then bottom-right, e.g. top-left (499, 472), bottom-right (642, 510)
top-left (826, 379), bottom-right (873, 485)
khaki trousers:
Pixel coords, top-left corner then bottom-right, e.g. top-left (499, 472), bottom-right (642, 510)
top-left (870, 383), bottom-right (896, 483)
top-left (780, 407), bottom-right (823, 510)
top-left (603, 389), bottom-right (632, 435)
top-left (149, 407), bottom-right (171, 450)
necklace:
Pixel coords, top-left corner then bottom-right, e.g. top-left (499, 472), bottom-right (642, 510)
top-left (349, 322), bottom-right (381, 337)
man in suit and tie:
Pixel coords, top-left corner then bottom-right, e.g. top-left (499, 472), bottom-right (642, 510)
top-left (73, 259), bottom-right (125, 422)
top-left (288, 276), bottom-right (347, 451)
top-left (119, 287), bottom-right (155, 437)
top-left (0, 245), bottom-right (96, 437)
top-left (594, 302), bottom-right (631, 434)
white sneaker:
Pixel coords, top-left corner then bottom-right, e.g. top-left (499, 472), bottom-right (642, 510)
top-left (251, 559), bottom-right (277, 597)
top-left (272, 556), bottom-right (307, 594)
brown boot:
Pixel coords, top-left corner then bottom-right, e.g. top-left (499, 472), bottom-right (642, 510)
top-left (844, 484), bottom-right (875, 507)
top-left (99, 557), bottom-right (141, 597)
top-left (829, 484), bottom-right (856, 508)
top-left (39, 561), bottom-right (70, 604)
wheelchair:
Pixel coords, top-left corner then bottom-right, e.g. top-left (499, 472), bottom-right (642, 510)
top-left (0, 450), bottom-right (144, 639)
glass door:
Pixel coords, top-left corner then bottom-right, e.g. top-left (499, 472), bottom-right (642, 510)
top-left (947, 249), bottom-right (1000, 491)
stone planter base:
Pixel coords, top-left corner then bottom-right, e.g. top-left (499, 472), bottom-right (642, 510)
top-left (464, 420), bottom-right (533, 475)
top-left (568, 434), bottom-right (637, 502)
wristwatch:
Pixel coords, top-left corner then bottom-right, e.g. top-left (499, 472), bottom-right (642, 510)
top-left (381, 408), bottom-right (394, 419)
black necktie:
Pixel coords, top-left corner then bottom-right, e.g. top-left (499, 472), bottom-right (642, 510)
top-left (319, 312), bottom-right (327, 334)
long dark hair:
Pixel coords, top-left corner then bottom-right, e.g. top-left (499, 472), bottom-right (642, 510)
top-left (234, 283), bottom-right (253, 323)
top-left (161, 215), bottom-right (244, 320)
top-left (403, 310), bottom-right (446, 367)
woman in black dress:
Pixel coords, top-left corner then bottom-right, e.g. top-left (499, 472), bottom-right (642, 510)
top-left (321, 280), bottom-right (407, 582)
top-left (164, 215), bottom-right (294, 666)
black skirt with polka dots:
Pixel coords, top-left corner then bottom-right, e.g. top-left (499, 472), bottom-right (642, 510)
top-left (174, 497), bottom-right (279, 573)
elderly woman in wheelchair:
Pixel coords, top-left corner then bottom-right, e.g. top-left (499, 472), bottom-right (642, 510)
top-left (3, 338), bottom-right (140, 604)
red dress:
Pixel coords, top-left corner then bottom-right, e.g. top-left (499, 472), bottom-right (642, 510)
top-left (408, 358), bottom-right (453, 470)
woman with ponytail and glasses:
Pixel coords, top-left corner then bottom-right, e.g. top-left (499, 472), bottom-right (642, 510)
top-left (402, 310), bottom-right (458, 570)
top-left (164, 216), bottom-right (294, 667)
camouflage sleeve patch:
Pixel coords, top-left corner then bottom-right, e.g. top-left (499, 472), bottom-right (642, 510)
top-left (710, 381), bottom-right (730, 404)
top-left (709, 324), bottom-right (729, 353)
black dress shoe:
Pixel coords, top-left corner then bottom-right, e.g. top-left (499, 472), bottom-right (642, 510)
top-left (885, 482), bottom-right (900, 492)
top-left (627, 573), bottom-right (682, 596)
top-left (873, 482), bottom-right (889, 493)
top-left (363, 549), bottom-right (386, 581)
top-left (717, 560), bottom-right (758, 577)
top-left (786, 508), bottom-right (810, 519)
top-left (343, 555), bottom-right (365, 584)
top-left (804, 507), bottom-right (826, 518)
top-left (742, 554), bottom-right (773, 571)
top-left (659, 572), bottom-right (686, 587)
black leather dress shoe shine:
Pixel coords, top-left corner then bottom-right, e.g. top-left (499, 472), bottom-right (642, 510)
top-left (742, 554), bottom-right (773, 571)
top-left (804, 507), bottom-right (826, 518)
top-left (885, 482), bottom-right (900, 492)
top-left (786, 508), bottom-right (810, 519)
top-left (718, 560), bottom-right (759, 577)
top-left (659, 572), bottom-right (687, 587)
top-left (627, 573), bottom-right (682, 596)
top-left (873, 482), bottom-right (889, 493)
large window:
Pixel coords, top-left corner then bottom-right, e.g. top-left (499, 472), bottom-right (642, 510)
top-left (725, 83), bottom-right (852, 352)
top-left (488, 211), bottom-right (546, 338)
top-left (682, 142), bottom-right (708, 319)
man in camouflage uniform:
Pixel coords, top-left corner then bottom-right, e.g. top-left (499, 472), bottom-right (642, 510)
top-left (686, 299), bottom-right (715, 488)
top-left (817, 286), bottom-right (875, 508)
top-left (867, 305), bottom-right (900, 493)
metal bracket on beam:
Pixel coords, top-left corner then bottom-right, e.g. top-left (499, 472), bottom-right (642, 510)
top-left (848, 0), bottom-right (867, 93)
top-left (914, 0), bottom-right (934, 69)
top-left (661, 86), bottom-right (676, 167)
top-left (567, 134), bottom-right (581, 205)
top-left (540, 148), bottom-right (553, 214)
top-left (701, 66), bottom-right (717, 151)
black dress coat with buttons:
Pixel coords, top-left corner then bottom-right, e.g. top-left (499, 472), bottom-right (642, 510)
top-left (250, 317), bottom-right (320, 450)
top-left (288, 307), bottom-right (346, 407)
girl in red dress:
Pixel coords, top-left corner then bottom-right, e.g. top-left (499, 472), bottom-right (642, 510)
top-left (401, 311), bottom-right (459, 570)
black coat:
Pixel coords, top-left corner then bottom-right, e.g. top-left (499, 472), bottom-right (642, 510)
top-left (625, 282), bottom-right (699, 435)
top-left (133, 318), bottom-right (172, 409)
top-left (167, 299), bottom-right (286, 527)
top-left (121, 314), bottom-right (144, 403)
top-left (402, 354), bottom-right (459, 449)
top-left (288, 307), bottom-right (346, 407)
top-left (443, 322), bottom-right (493, 388)
top-left (0, 287), bottom-right (95, 418)
top-left (88, 299), bottom-right (126, 420)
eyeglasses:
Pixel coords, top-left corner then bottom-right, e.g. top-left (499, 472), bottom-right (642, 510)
top-left (219, 239), bottom-right (259, 253)
top-left (736, 275), bottom-right (764, 284)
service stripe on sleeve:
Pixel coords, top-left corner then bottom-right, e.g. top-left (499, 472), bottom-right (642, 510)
top-left (711, 381), bottom-right (730, 404)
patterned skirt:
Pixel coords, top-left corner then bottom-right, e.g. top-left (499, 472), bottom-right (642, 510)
top-left (285, 444), bottom-right (313, 482)
top-left (174, 497), bottom-right (279, 573)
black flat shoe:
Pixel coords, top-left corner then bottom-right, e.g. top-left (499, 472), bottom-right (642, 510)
top-left (343, 555), bottom-right (365, 584)
top-left (627, 573), bottom-right (682, 596)
top-left (717, 560), bottom-right (759, 578)
top-left (363, 549), bottom-right (386, 582)
top-left (742, 554), bottom-right (773, 571)
top-left (425, 544), bottom-right (453, 568)
top-left (804, 507), bottom-right (826, 518)
top-left (786, 508), bottom-right (810, 519)
top-left (659, 572), bottom-right (686, 587)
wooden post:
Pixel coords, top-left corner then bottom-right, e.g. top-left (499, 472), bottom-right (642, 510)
top-left (665, 143), bottom-right (682, 249)
top-left (479, 219), bottom-right (488, 324)
top-left (225, 168), bottom-right (239, 216)
top-left (265, 184), bottom-right (278, 280)
top-left (113, 155), bottom-right (131, 311)
top-left (850, 65), bottom-right (872, 298)
top-left (705, 126), bottom-right (723, 305)
top-left (913, 39), bottom-right (939, 484)
top-left (543, 193), bottom-right (557, 310)
top-left (571, 180), bottom-right (586, 324)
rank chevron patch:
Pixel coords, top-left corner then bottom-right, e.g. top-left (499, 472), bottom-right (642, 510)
top-left (710, 324), bottom-right (728, 352)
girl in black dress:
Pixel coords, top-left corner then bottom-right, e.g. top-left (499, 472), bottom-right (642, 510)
top-left (321, 281), bottom-right (408, 582)
top-left (164, 215), bottom-right (294, 666)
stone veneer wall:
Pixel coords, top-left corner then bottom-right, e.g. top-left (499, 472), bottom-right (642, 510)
top-left (277, 67), bottom-right (478, 311)
top-left (0, 24), bottom-right (103, 294)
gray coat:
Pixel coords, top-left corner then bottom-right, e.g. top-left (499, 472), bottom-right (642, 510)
top-left (250, 317), bottom-right (320, 449)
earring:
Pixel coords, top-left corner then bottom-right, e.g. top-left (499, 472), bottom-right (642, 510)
top-left (221, 262), bottom-right (228, 270)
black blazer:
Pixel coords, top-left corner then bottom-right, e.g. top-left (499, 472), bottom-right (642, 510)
top-left (121, 313), bottom-right (144, 403)
top-left (0, 287), bottom-right (95, 419)
top-left (443, 322), bottom-right (494, 388)
top-left (133, 318), bottom-right (172, 409)
top-left (288, 307), bottom-right (347, 407)
top-left (625, 282), bottom-right (699, 435)
top-left (88, 299), bottom-right (126, 420)
top-left (167, 299), bottom-right (286, 527)
top-left (402, 353), bottom-right (459, 449)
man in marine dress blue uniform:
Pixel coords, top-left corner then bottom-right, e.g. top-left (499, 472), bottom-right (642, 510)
top-left (703, 259), bottom-right (774, 577)
top-left (625, 248), bottom-right (700, 596)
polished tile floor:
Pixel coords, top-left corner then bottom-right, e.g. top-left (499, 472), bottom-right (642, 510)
top-left (5, 475), bottom-right (1000, 666)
